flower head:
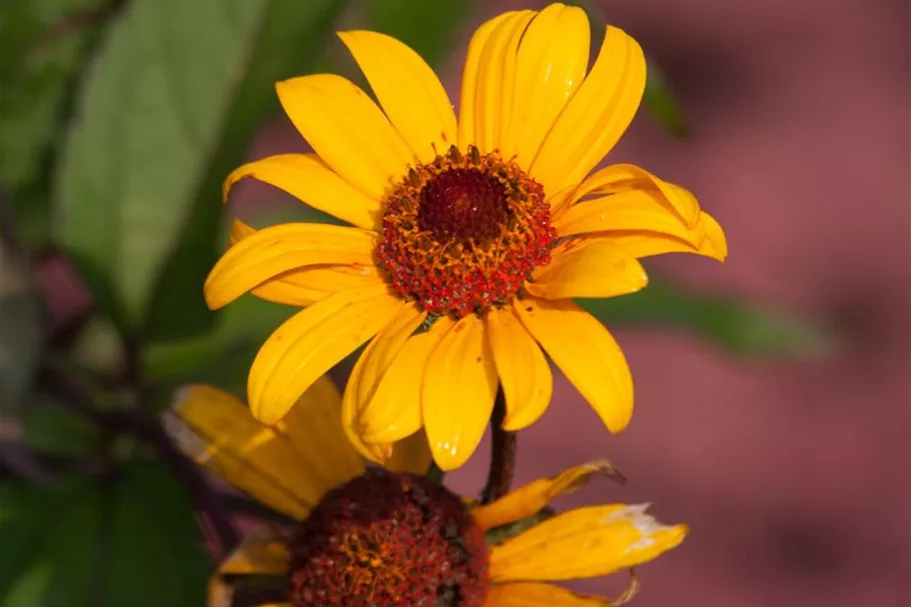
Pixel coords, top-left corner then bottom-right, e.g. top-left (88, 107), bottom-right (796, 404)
top-left (164, 382), bottom-right (688, 607)
top-left (204, 3), bottom-right (728, 470)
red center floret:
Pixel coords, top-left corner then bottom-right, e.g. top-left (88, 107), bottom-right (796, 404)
top-left (376, 145), bottom-right (557, 318)
top-left (290, 471), bottom-right (489, 607)
top-left (417, 168), bottom-right (509, 241)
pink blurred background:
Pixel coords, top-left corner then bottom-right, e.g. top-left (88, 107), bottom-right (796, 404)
top-left (48, 0), bottom-right (908, 604)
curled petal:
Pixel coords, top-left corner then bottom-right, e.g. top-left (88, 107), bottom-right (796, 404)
top-left (472, 459), bottom-right (625, 531)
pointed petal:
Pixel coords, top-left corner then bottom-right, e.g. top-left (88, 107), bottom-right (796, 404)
top-left (559, 163), bottom-right (704, 229)
top-left (527, 238), bottom-right (648, 300)
top-left (339, 30), bottom-right (456, 163)
top-left (514, 298), bottom-right (633, 433)
top-left (459, 10), bottom-right (535, 153)
top-left (248, 284), bottom-right (404, 425)
top-left (224, 154), bottom-right (381, 229)
top-left (163, 382), bottom-right (349, 521)
top-left (227, 220), bottom-right (382, 307)
top-left (359, 316), bottom-right (455, 445)
top-left (485, 306), bottom-right (552, 432)
top-left (489, 503), bottom-right (688, 581)
top-left (276, 74), bottom-right (412, 200)
top-left (486, 582), bottom-right (617, 606)
top-left (341, 304), bottom-right (427, 463)
top-left (204, 223), bottom-right (376, 310)
top-left (502, 4), bottom-right (590, 168)
top-left (422, 315), bottom-right (498, 471)
top-left (530, 27), bottom-right (646, 194)
top-left (472, 460), bottom-right (624, 531)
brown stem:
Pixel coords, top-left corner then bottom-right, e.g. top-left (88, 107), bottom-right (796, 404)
top-left (481, 389), bottom-right (517, 504)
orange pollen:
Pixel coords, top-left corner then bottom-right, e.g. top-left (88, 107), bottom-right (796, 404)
top-left (376, 145), bottom-right (557, 318)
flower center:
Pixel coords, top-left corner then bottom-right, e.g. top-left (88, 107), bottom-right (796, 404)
top-left (376, 145), bottom-right (557, 318)
top-left (289, 471), bottom-right (489, 607)
top-left (417, 168), bottom-right (509, 241)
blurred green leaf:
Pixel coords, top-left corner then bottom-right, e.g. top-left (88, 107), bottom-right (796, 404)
top-left (643, 63), bottom-right (690, 138)
top-left (140, 0), bottom-right (347, 343)
top-left (0, 232), bottom-right (41, 415)
top-left (0, 0), bottom-right (114, 247)
top-left (367, 0), bottom-right (477, 65)
top-left (55, 0), bottom-right (345, 333)
top-left (22, 401), bottom-right (100, 456)
top-left (580, 281), bottom-right (830, 357)
top-left (0, 0), bottom-right (108, 190)
top-left (0, 460), bottom-right (209, 606)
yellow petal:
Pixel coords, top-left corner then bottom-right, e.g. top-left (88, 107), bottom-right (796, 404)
top-left (554, 191), bottom-right (704, 246)
top-left (359, 316), bottom-right (455, 445)
top-left (385, 431), bottom-right (433, 476)
top-left (560, 163), bottom-right (703, 229)
top-left (248, 284), bottom-right (404, 425)
top-left (276, 74), bottom-right (412, 200)
top-left (596, 209), bottom-right (728, 262)
top-left (228, 219), bottom-right (382, 307)
top-left (338, 30), bottom-right (457, 163)
top-left (208, 526), bottom-right (292, 607)
top-left (697, 210), bottom-right (728, 260)
top-left (530, 27), bottom-right (646, 194)
top-left (204, 223), bottom-right (376, 310)
top-left (422, 315), bottom-right (498, 471)
top-left (216, 526), bottom-right (290, 576)
top-left (514, 298), bottom-right (632, 433)
top-left (460, 10), bottom-right (535, 153)
top-left (224, 154), bottom-right (381, 229)
top-left (489, 503), bottom-right (688, 581)
top-left (485, 306), bottom-right (552, 432)
top-left (472, 460), bottom-right (624, 531)
top-left (163, 382), bottom-right (351, 521)
top-left (277, 371), bottom-right (365, 491)
top-left (503, 4), bottom-right (590, 168)
top-left (527, 238), bottom-right (648, 300)
top-left (457, 11), bottom-right (511, 150)
top-left (341, 304), bottom-right (427, 463)
top-left (486, 582), bottom-right (615, 606)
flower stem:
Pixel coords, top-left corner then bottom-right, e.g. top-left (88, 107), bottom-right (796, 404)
top-left (481, 389), bottom-right (516, 504)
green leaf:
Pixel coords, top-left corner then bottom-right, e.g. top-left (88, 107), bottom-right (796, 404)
top-left (0, 461), bottom-right (209, 606)
top-left (580, 281), bottom-right (831, 357)
top-left (643, 63), bottom-right (690, 138)
top-left (142, 0), bottom-right (347, 343)
top-left (22, 400), bottom-right (100, 456)
top-left (366, 0), bottom-right (478, 65)
top-left (55, 0), bottom-right (344, 333)
top-left (0, 0), bottom-right (114, 247)
top-left (0, 0), bottom-right (107, 191)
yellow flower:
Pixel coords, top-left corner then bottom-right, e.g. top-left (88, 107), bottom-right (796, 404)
top-left (164, 382), bottom-right (688, 607)
top-left (205, 3), bottom-right (727, 470)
